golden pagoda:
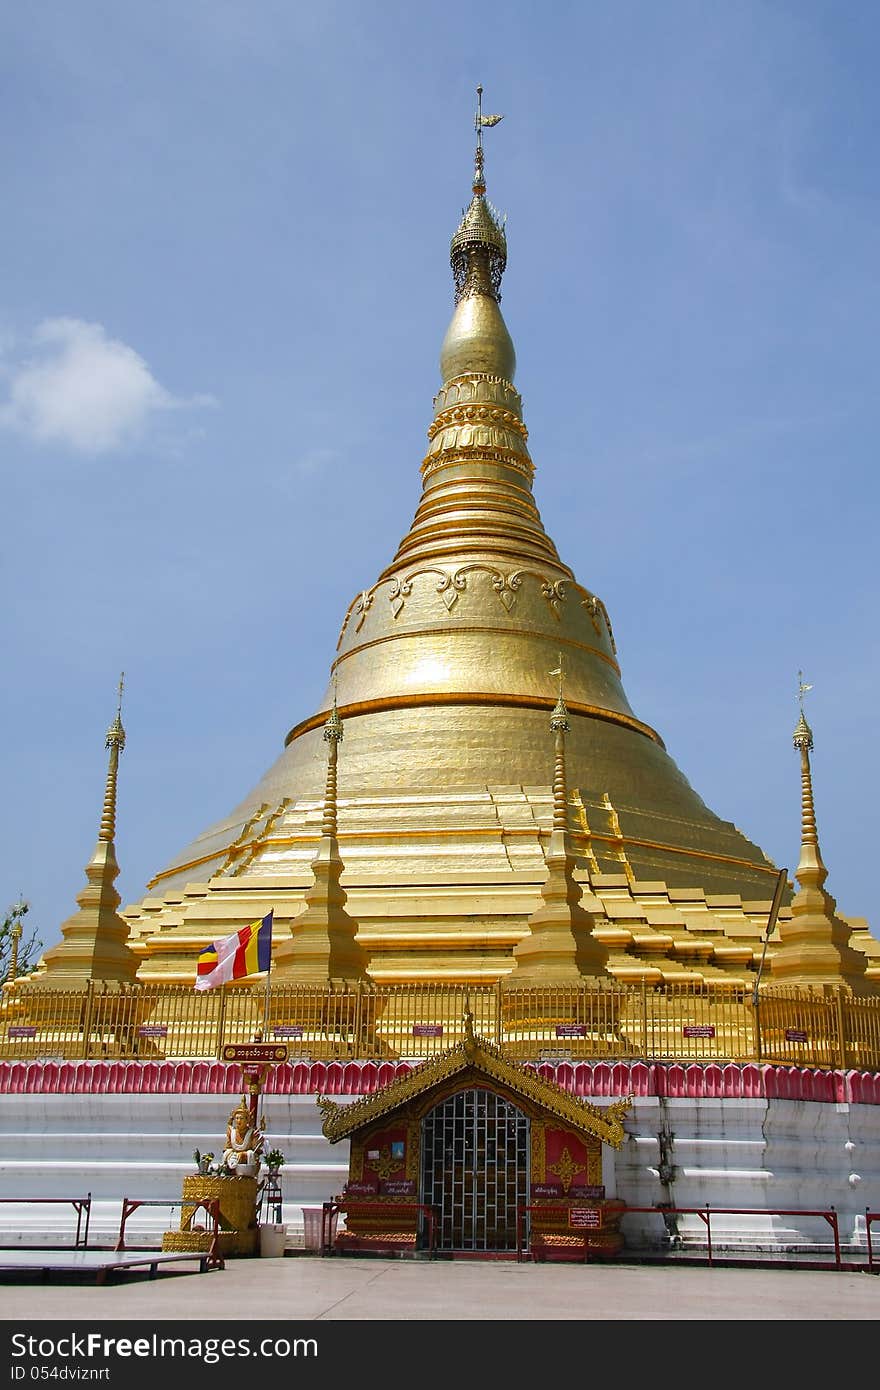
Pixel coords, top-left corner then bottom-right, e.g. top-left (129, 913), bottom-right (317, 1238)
top-left (33, 675), bottom-right (138, 989)
top-left (116, 94), bottom-right (879, 994)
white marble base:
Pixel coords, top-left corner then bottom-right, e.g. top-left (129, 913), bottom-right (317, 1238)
top-left (0, 1089), bottom-right (875, 1255)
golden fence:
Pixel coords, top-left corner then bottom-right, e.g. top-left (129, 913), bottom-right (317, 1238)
top-left (1, 979), bottom-right (879, 1070)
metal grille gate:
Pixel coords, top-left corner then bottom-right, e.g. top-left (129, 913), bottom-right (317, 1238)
top-left (420, 1088), bottom-right (530, 1252)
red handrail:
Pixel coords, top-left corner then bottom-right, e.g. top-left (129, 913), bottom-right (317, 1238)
top-left (116, 1196), bottom-right (224, 1270)
top-left (320, 1200), bottom-right (437, 1256)
top-left (519, 1201), bottom-right (856, 1269)
top-left (865, 1208), bottom-right (879, 1272)
top-left (616, 1204), bottom-right (843, 1268)
top-left (0, 1195), bottom-right (91, 1249)
top-left (516, 1203), bottom-right (603, 1263)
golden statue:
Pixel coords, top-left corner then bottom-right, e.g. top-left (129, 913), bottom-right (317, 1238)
top-left (222, 1098), bottom-right (263, 1177)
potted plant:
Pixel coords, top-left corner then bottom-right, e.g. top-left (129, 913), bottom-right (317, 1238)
top-left (263, 1147), bottom-right (285, 1175)
top-left (193, 1148), bottom-right (214, 1176)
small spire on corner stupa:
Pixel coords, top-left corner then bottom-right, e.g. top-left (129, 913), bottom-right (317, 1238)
top-left (549, 652), bottom-right (569, 732)
top-left (793, 669), bottom-right (813, 750)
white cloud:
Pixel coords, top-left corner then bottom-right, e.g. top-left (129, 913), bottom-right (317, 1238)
top-left (0, 318), bottom-right (213, 454)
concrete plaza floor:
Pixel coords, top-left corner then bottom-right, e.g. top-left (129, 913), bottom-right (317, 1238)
top-left (0, 1253), bottom-right (877, 1321)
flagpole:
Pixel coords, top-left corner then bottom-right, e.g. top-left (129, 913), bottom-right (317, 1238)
top-left (262, 915), bottom-right (273, 1038)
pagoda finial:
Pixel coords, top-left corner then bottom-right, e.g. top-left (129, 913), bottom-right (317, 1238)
top-left (321, 687), bottom-right (343, 838)
top-left (271, 676), bottom-right (369, 984)
top-left (549, 655), bottom-right (570, 832)
top-left (792, 671), bottom-right (823, 877)
top-left (769, 671), bottom-right (871, 992)
top-left (509, 655), bottom-right (609, 982)
top-left (22, 672), bottom-right (138, 986)
top-left (473, 84), bottom-right (503, 195)
top-left (793, 669), bottom-right (814, 750)
top-left (99, 672), bottom-right (126, 843)
top-left (448, 88), bottom-right (507, 312)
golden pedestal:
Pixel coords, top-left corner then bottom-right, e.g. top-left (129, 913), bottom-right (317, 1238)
top-left (162, 1174), bottom-right (259, 1258)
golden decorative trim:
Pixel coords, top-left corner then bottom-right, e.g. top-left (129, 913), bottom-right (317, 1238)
top-left (548, 1146), bottom-right (580, 1192)
top-left (285, 693), bottom-right (661, 749)
top-left (218, 803), bottom-right (270, 874)
top-left (336, 569), bottom-right (614, 656)
top-left (427, 405), bottom-right (528, 442)
top-left (406, 1119), bottom-right (420, 1181)
top-left (148, 848), bottom-right (227, 887)
top-left (432, 371), bottom-right (521, 406)
top-left (420, 445), bottom-right (535, 481)
top-left (532, 1119), bottom-right (546, 1181)
top-left (162, 1231), bottom-right (214, 1253)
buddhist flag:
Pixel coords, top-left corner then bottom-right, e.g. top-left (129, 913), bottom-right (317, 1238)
top-left (480, 113), bottom-right (504, 127)
top-left (194, 911), bottom-right (273, 991)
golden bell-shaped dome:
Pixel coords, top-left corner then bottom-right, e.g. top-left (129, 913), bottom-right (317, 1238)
top-left (440, 286), bottom-right (516, 384)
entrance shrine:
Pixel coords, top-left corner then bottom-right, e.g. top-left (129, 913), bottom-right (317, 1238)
top-left (318, 1011), bottom-right (630, 1261)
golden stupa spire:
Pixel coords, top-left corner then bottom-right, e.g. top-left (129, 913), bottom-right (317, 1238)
top-left (99, 672), bottom-right (126, 843)
top-left (17, 674), bottom-right (137, 988)
top-left (509, 659), bottom-right (609, 982)
top-left (549, 653), bottom-right (570, 833)
top-left (320, 688), bottom-right (343, 839)
top-left (769, 673), bottom-right (870, 993)
top-left (792, 671), bottom-right (824, 880)
top-left (382, 87), bottom-right (563, 582)
top-left (273, 680), bottom-right (369, 983)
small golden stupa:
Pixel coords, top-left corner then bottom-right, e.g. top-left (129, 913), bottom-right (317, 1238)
top-left (104, 94), bottom-right (877, 993)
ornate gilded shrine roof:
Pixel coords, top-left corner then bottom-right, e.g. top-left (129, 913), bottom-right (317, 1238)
top-left (317, 1013), bottom-right (631, 1148)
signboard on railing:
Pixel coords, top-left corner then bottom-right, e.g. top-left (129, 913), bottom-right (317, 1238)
top-left (683, 1025), bottom-right (716, 1039)
top-left (273, 1026), bottom-right (304, 1038)
top-left (785, 1029), bottom-right (808, 1043)
top-left (221, 1043), bottom-right (289, 1064)
top-left (137, 1025), bottom-right (168, 1038)
top-left (556, 1024), bottom-right (588, 1037)
top-left (7, 1026), bottom-right (37, 1038)
top-left (345, 1180), bottom-right (379, 1196)
top-left (569, 1208), bottom-right (601, 1229)
top-left (412, 1024), bottom-right (443, 1037)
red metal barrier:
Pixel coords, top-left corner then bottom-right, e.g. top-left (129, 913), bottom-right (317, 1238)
top-left (0, 1194), bottom-right (91, 1248)
top-left (116, 1196), bottom-right (223, 1271)
top-left (616, 1204), bottom-right (845, 1269)
top-left (865, 1209), bottom-right (879, 1272)
top-left (320, 1200), bottom-right (437, 1256)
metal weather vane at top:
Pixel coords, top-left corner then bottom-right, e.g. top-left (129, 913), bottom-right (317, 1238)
top-left (475, 84), bottom-right (504, 148)
top-left (797, 669), bottom-right (813, 714)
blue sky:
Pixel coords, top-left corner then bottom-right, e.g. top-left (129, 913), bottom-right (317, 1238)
top-left (2, 1), bottom-right (878, 958)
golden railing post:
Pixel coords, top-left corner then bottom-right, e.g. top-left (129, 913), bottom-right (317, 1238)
top-left (80, 980), bottom-right (95, 1060)
top-left (640, 976), bottom-right (649, 1062)
top-left (353, 979), bottom-right (363, 1058)
top-left (495, 980), bottom-right (502, 1046)
top-left (834, 987), bottom-right (847, 1071)
top-left (215, 983), bottom-right (228, 1060)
